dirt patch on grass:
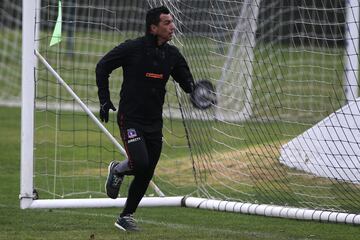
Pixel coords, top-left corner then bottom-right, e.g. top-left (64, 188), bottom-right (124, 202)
top-left (155, 143), bottom-right (289, 187)
top-left (68, 142), bottom-right (357, 192)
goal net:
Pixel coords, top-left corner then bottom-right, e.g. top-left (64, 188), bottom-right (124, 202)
top-left (3, 0), bottom-right (359, 223)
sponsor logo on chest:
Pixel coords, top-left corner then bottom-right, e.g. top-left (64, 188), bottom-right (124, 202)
top-left (145, 72), bottom-right (164, 80)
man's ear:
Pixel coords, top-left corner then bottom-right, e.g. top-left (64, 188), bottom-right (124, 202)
top-left (150, 24), bottom-right (157, 34)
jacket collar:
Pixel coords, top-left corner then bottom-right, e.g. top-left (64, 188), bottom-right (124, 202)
top-left (145, 33), bottom-right (167, 48)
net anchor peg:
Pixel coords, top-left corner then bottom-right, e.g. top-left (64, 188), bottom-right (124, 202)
top-left (18, 189), bottom-right (39, 200)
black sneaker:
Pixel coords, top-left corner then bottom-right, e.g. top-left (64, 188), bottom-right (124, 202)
top-left (114, 214), bottom-right (140, 232)
top-left (105, 161), bottom-right (124, 199)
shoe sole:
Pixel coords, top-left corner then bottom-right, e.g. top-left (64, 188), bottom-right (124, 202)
top-left (114, 222), bottom-right (126, 231)
top-left (114, 222), bottom-right (140, 232)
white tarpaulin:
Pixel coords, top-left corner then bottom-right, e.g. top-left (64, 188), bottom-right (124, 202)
top-left (280, 98), bottom-right (360, 183)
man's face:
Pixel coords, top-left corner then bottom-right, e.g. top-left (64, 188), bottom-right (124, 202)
top-left (151, 13), bottom-right (175, 43)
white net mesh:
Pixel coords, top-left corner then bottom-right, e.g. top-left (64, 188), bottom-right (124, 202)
top-left (2, 0), bottom-right (360, 214)
top-left (0, 0), bottom-right (22, 105)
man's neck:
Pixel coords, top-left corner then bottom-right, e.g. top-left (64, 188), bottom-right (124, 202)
top-left (157, 38), bottom-right (167, 46)
top-left (146, 33), bottom-right (167, 46)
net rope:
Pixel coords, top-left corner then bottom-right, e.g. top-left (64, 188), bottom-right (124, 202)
top-left (1, 0), bottom-right (360, 213)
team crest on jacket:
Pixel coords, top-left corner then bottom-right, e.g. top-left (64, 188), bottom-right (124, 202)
top-left (127, 128), bottom-right (137, 138)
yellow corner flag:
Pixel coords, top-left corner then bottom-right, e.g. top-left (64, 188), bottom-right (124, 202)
top-left (50, 0), bottom-right (62, 46)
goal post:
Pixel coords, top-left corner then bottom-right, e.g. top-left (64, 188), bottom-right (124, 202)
top-left (215, 0), bottom-right (260, 122)
top-left (344, 0), bottom-right (359, 103)
top-left (20, 0), bottom-right (36, 209)
top-left (20, 0), bottom-right (167, 209)
top-left (14, 0), bottom-right (360, 225)
top-left (280, 0), bottom-right (360, 185)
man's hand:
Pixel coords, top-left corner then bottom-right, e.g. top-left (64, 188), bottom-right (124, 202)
top-left (100, 100), bottom-right (117, 123)
top-left (190, 80), bottom-right (217, 110)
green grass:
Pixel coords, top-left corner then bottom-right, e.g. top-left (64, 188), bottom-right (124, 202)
top-left (1, 106), bottom-right (360, 240)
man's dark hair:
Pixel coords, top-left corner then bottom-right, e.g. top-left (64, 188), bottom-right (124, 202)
top-left (145, 6), bottom-right (170, 34)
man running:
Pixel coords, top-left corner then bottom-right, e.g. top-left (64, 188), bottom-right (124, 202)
top-left (96, 6), bottom-right (194, 231)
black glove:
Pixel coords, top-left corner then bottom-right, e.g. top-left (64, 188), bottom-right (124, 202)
top-left (99, 100), bottom-right (116, 123)
top-left (190, 80), bottom-right (217, 110)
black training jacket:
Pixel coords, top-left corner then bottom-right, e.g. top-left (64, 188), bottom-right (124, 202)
top-left (96, 34), bottom-right (194, 131)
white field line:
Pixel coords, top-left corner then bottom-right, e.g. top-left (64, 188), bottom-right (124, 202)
top-left (50, 209), bottom-right (306, 240)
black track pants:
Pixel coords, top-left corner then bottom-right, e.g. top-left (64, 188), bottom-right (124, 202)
top-left (118, 119), bottom-right (162, 216)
